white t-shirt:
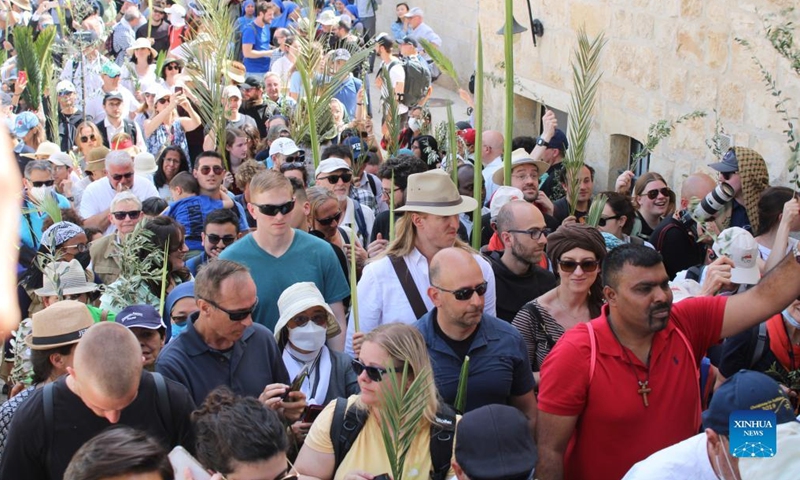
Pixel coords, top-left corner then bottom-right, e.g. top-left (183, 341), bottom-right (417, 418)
top-left (757, 237), bottom-right (798, 261)
top-left (79, 175), bottom-right (159, 234)
top-left (270, 56), bottom-right (293, 85)
top-left (622, 432), bottom-right (717, 480)
top-left (84, 85), bottom-right (141, 123)
top-left (380, 58), bottom-right (408, 115)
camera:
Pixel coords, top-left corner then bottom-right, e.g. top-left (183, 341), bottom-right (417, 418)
top-left (693, 182), bottom-right (735, 222)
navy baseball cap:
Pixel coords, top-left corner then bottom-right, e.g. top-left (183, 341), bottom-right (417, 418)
top-left (117, 304), bottom-right (167, 331)
top-left (549, 128), bottom-right (569, 152)
top-left (708, 148), bottom-right (739, 174)
top-left (343, 136), bottom-right (368, 160)
top-left (702, 370), bottom-right (797, 435)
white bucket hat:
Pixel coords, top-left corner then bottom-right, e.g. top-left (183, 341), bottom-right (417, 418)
top-left (274, 282), bottom-right (341, 344)
top-left (134, 152), bottom-right (158, 175)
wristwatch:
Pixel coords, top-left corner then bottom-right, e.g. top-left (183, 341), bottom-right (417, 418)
top-left (536, 137), bottom-right (550, 147)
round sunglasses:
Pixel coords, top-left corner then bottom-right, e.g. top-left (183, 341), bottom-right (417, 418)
top-left (641, 187), bottom-right (671, 200)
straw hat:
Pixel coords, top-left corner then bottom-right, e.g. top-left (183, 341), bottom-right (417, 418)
top-left (126, 37), bottom-right (157, 58)
top-left (491, 148), bottom-right (550, 186)
top-left (134, 152), bottom-right (157, 175)
top-left (34, 259), bottom-right (99, 297)
top-left (85, 146), bottom-right (110, 173)
top-left (25, 300), bottom-right (95, 350)
top-left (224, 60), bottom-right (247, 84)
top-left (274, 282), bottom-right (341, 344)
top-left (395, 169), bottom-right (479, 215)
top-left (21, 141), bottom-right (60, 159)
top-left (10, 0), bottom-right (32, 12)
top-left (316, 10), bottom-right (340, 26)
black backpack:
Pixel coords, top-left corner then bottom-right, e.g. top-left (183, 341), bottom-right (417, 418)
top-left (329, 398), bottom-right (455, 480)
top-left (388, 56), bottom-right (431, 108)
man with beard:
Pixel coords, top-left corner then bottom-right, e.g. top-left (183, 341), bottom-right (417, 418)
top-left (186, 208), bottom-right (241, 276)
top-left (238, 77), bottom-right (271, 138)
top-left (55, 81), bottom-right (86, 153)
top-left (491, 148), bottom-right (559, 230)
top-left (489, 201), bottom-right (556, 322)
top-left (535, 244), bottom-right (800, 480)
top-left (135, 0), bottom-right (170, 53)
top-left (415, 247), bottom-right (537, 429)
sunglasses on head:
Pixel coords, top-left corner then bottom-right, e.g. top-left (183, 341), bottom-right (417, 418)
top-left (280, 161), bottom-right (305, 172)
top-left (80, 134), bottom-right (97, 143)
top-left (253, 199), bottom-right (295, 216)
top-left (111, 172), bottom-right (134, 182)
top-left (432, 281), bottom-right (489, 301)
top-left (31, 179), bottom-right (55, 187)
top-left (206, 234), bottom-right (236, 246)
top-left (320, 173), bottom-right (352, 184)
top-left (598, 215), bottom-right (622, 227)
top-left (201, 296), bottom-right (258, 321)
top-left (316, 211), bottom-right (342, 226)
top-left (721, 171), bottom-right (736, 181)
top-left (199, 165), bottom-right (225, 175)
top-left (351, 359), bottom-right (391, 382)
top-left (292, 312), bottom-right (328, 328)
top-left (112, 210), bottom-right (142, 220)
top-left (558, 259), bottom-right (600, 273)
top-left (641, 187), bottom-right (671, 200)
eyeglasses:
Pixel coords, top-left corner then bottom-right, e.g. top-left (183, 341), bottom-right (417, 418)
top-left (252, 199), bottom-right (296, 216)
top-left (205, 234), bottom-right (236, 246)
top-left (170, 311), bottom-right (197, 324)
top-left (200, 296), bottom-right (259, 321)
top-left (31, 180), bottom-right (55, 187)
top-left (511, 173), bottom-right (540, 182)
top-left (111, 172), bottom-right (134, 182)
top-left (292, 312), bottom-right (328, 328)
top-left (382, 186), bottom-right (401, 197)
top-left (198, 165), bottom-right (225, 175)
top-left (280, 161), bottom-right (305, 172)
top-left (316, 211), bottom-right (342, 226)
top-left (598, 215), bottom-right (622, 227)
top-left (432, 281), bottom-right (489, 301)
top-left (62, 242), bottom-right (90, 253)
top-left (351, 359), bottom-right (390, 382)
top-left (721, 171), bottom-right (736, 181)
top-left (641, 187), bottom-right (671, 200)
top-left (558, 259), bottom-right (600, 273)
top-left (80, 134), bottom-right (97, 143)
top-left (112, 210), bottom-right (142, 220)
top-left (319, 173), bottom-right (352, 184)
top-left (165, 64), bottom-right (182, 71)
top-left (507, 228), bottom-right (550, 240)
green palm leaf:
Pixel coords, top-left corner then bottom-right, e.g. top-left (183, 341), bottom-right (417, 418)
top-left (471, 27), bottom-right (484, 250)
top-left (454, 355), bottom-right (470, 414)
top-left (419, 38), bottom-right (459, 88)
top-left (13, 25), bottom-right (56, 111)
top-left (585, 194), bottom-right (607, 228)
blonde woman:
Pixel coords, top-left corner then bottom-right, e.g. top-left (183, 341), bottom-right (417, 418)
top-left (73, 122), bottom-right (102, 160)
top-left (306, 186), bottom-right (367, 277)
top-left (295, 323), bottom-right (456, 480)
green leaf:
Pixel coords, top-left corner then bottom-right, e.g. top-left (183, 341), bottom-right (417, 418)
top-left (419, 38), bottom-right (459, 88)
top-left (454, 355), bottom-right (470, 414)
top-left (472, 27), bottom-right (484, 250)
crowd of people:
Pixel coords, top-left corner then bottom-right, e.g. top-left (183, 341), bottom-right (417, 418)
top-left (1, 0), bottom-right (799, 479)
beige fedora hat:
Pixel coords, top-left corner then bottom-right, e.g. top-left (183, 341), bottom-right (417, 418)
top-left (225, 60), bottom-right (247, 84)
top-left (274, 282), bottom-right (341, 344)
top-left (21, 141), bottom-right (61, 159)
top-left (34, 259), bottom-right (98, 297)
top-left (492, 148), bottom-right (550, 186)
top-left (25, 300), bottom-right (94, 350)
top-left (396, 169), bottom-right (479, 215)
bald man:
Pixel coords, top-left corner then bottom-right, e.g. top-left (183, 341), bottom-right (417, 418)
top-left (480, 130), bottom-right (504, 205)
top-left (414, 247), bottom-right (537, 431)
top-left (651, 173), bottom-right (717, 279)
top-left (0, 321), bottom-right (196, 479)
top-left (489, 201), bottom-right (557, 321)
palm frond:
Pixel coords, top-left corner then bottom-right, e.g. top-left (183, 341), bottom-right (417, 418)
top-left (381, 66), bottom-right (400, 157)
top-left (158, 237), bottom-right (170, 317)
top-left (454, 355), bottom-right (470, 414)
top-left (14, 26), bottom-right (56, 110)
top-left (446, 105), bottom-right (458, 185)
top-left (502, 0), bottom-right (515, 186)
top-left (27, 193), bottom-right (63, 226)
top-left (154, 49), bottom-right (167, 78)
top-left (419, 38), bottom-right (459, 88)
top-left (563, 28), bottom-right (606, 216)
top-left (389, 170), bottom-right (396, 242)
top-left (471, 27), bottom-right (484, 250)
top-left (349, 209), bottom-right (359, 332)
top-left (585, 194), bottom-right (607, 228)
top-left (46, 61), bottom-right (60, 144)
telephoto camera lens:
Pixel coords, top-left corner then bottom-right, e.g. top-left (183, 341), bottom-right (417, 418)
top-left (694, 182), bottom-right (735, 222)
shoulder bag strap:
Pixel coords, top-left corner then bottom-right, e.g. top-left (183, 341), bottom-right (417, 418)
top-left (587, 322), bottom-right (597, 385)
top-left (42, 382), bottom-right (55, 473)
top-left (389, 255), bottom-right (428, 319)
top-left (331, 398), bottom-right (368, 471)
top-left (750, 322), bottom-right (768, 368)
top-left (429, 405), bottom-right (457, 480)
top-left (151, 372), bottom-right (172, 427)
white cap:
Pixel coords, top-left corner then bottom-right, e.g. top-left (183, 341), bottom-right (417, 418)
top-left (490, 186), bottom-right (525, 220)
top-left (269, 137), bottom-right (300, 157)
top-left (222, 85), bottom-right (242, 99)
top-left (48, 152), bottom-right (72, 168)
top-left (164, 4), bottom-right (186, 17)
top-left (712, 227), bottom-right (761, 285)
top-left (153, 86), bottom-right (172, 104)
top-left (669, 279), bottom-right (703, 303)
top-left (316, 10), bottom-right (340, 26)
top-left (56, 80), bottom-right (76, 94)
top-left (404, 7), bottom-right (424, 17)
top-left (315, 158), bottom-right (351, 177)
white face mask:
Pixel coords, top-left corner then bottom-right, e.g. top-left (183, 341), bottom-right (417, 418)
top-left (783, 308), bottom-right (800, 329)
top-left (408, 118), bottom-right (421, 131)
top-left (29, 186), bottom-right (53, 203)
top-left (288, 321), bottom-right (327, 352)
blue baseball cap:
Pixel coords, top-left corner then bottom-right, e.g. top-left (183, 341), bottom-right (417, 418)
top-left (117, 304), bottom-right (166, 331)
top-left (702, 370), bottom-right (797, 435)
top-left (13, 111), bottom-right (40, 138)
top-left (343, 136), bottom-right (368, 160)
top-left (548, 128), bottom-right (568, 152)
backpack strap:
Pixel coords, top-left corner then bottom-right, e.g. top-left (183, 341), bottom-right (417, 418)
top-left (151, 372), bottom-right (172, 428)
top-left (684, 265), bottom-right (704, 282)
top-left (653, 221), bottom-right (679, 251)
top-left (352, 201), bottom-right (368, 240)
top-left (331, 398), bottom-right (368, 471)
top-left (586, 322), bottom-right (597, 385)
top-left (749, 322), bottom-right (768, 368)
top-left (429, 405), bottom-right (457, 480)
top-left (389, 255), bottom-right (428, 319)
top-left (366, 173), bottom-right (379, 198)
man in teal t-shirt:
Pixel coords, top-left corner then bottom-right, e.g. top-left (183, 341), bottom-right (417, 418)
top-left (242, 1), bottom-right (276, 76)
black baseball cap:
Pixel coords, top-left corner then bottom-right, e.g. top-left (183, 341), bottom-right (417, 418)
top-left (239, 76), bottom-right (264, 90)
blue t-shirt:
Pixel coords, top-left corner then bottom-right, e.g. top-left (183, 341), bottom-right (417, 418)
top-left (20, 192), bottom-right (72, 249)
top-left (219, 230), bottom-right (350, 331)
top-left (334, 75), bottom-right (363, 120)
top-left (166, 195), bottom-right (249, 251)
top-left (242, 22), bottom-right (272, 73)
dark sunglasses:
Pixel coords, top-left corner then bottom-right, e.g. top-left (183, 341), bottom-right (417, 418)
top-left (62, 242), bottom-right (90, 253)
top-left (57, 90), bottom-right (75, 96)
top-left (253, 200), bottom-right (295, 216)
top-left (721, 171), bottom-right (736, 181)
top-left (111, 172), bottom-right (134, 182)
top-left (165, 64), bottom-right (182, 71)
top-left (507, 227), bottom-right (550, 240)
top-left (62, 293), bottom-right (88, 301)
top-left (292, 313), bottom-right (328, 328)
top-left (598, 215), bottom-right (622, 227)
top-left (641, 187), bottom-right (671, 200)
top-left (320, 173), bottom-right (352, 184)
top-left (558, 259), bottom-right (600, 273)
top-left (170, 311), bottom-right (197, 324)
top-left (80, 134), bottom-right (97, 143)
top-left (31, 180), bottom-right (55, 187)
top-left (201, 297), bottom-right (259, 321)
top-left (351, 359), bottom-right (390, 382)
top-left (199, 165), bottom-right (225, 175)
top-left (157, 97), bottom-right (169, 104)
top-left (432, 281), bottom-right (488, 301)
top-left (280, 161), bottom-right (305, 172)
top-left (316, 211), bottom-right (342, 226)
top-left (112, 210), bottom-right (142, 220)
top-left (206, 234), bottom-right (236, 246)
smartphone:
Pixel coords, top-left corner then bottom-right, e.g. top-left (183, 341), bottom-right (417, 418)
top-left (168, 446), bottom-right (211, 480)
top-left (282, 365), bottom-right (309, 402)
top-left (301, 404), bottom-right (325, 423)
top-left (173, 85), bottom-right (183, 95)
top-left (17, 71), bottom-right (27, 84)
top-left (373, 474), bottom-right (391, 480)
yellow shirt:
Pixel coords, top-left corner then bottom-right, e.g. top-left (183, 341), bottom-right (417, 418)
top-left (304, 395), bottom-right (456, 480)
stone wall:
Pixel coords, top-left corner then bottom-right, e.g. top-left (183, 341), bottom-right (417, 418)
top-left (378, 0), bottom-right (800, 190)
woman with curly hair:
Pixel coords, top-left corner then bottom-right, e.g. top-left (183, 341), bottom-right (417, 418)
top-left (153, 146), bottom-right (190, 201)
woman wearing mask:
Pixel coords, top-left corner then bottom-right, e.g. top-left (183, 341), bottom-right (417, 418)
top-left (163, 281), bottom-right (195, 342)
top-left (395, 106), bottom-right (429, 149)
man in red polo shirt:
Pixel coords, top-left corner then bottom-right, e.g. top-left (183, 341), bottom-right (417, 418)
top-left (535, 244), bottom-right (800, 480)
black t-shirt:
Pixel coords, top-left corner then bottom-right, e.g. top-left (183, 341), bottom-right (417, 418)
top-left (487, 251), bottom-right (557, 322)
top-left (540, 162), bottom-right (565, 200)
top-left (552, 197), bottom-right (589, 226)
top-left (136, 21), bottom-right (171, 54)
top-left (650, 216), bottom-right (707, 280)
top-left (0, 372), bottom-right (196, 480)
top-left (432, 309), bottom-right (477, 360)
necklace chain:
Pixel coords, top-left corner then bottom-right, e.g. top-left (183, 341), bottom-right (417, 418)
top-left (555, 287), bottom-right (586, 322)
top-left (607, 316), bottom-right (653, 407)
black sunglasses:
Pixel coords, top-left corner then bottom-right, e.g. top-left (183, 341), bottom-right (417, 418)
top-left (598, 215), bottom-right (622, 227)
top-left (432, 281), bottom-right (488, 301)
top-left (507, 227), bottom-right (550, 240)
top-left (351, 359), bottom-right (390, 382)
top-left (205, 234), bottom-right (236, 246)
top-left (112, 210), bottom-right (142, 220)
top-left (201, 297), bottom-right (258, 321)
top-left (111, 172), bottom-right (134, 182)
top-left (157, 97), bottom-right (169, 104)
top-left (280, 161), bottom-right (305, 172)
top-left (316, 211), bottom-right (342, 226)
top-left (165, 64), bottom-right (182, 71)
top-left (721, 171), bottom-right (736, 181)
top-left (558, 259), bottom-right (600, 273)
top-left (80, 134), bottom-right (97, 143)
top-left (170, 311), bottom-right (197, 324)
top-left (31, 180), bottom-right (55, 187)
top-left (199, 165), bottom-right (225, 175)
top-left (320, 173), bottom-right (352, 184)
top-left (252, 200), bottom-right (296, 216)
top-left (292, 313), bottom-right (328, 328)
top-left (641, 187), bottom-right (671, 200)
